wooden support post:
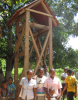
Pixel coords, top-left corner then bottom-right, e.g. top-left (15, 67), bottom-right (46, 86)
top-left (14, 56), bottom-right (18, 100)
top-left (49, 17), bottom-right (52, 70)
top-left (24, 11), bottom-right (30, 77)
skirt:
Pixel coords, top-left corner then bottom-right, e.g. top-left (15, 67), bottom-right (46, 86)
top-left (36, 96), bottom-right (45, 100)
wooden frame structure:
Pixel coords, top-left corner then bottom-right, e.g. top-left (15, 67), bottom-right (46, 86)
top-left (7, 0), bottom-right (59, 98)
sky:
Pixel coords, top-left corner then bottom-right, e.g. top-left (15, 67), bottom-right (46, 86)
top-left (66, 35), bottom-right (78, 50)
top-left (66, 13), bottom-right (78, 50)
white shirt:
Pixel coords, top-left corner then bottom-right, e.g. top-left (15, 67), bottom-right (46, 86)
top-left (36, 76), bottom-right (47, 96)
top-left (19, 77), bottom-right (37, 100)
top-left (61, 73), bottom-right (68, 83)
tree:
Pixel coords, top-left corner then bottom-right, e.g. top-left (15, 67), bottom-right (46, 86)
top-left (0, 0), bottom-right (34, 80)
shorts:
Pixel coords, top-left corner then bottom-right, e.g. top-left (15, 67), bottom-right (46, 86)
top-left (67, 92), bottom-right (74, 100)
top-left (62, 83), bottom-right (67, 95)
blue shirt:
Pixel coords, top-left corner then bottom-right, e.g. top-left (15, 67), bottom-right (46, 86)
top-left (7, 83), bottom-right (16, 98)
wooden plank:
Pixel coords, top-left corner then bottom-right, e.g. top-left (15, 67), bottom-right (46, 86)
top-left (26, 8), bottom-right (53, 17)
top-left (24, 11), bottom-right (30, 77)
top-left (49, 17), bottom-right (52, 70)
top-left (29, 28), bottom-right (43, 66)
top-left (29, 22), bottom-right (49, 30)
top-left (34, 30), bottom-right (50, 75)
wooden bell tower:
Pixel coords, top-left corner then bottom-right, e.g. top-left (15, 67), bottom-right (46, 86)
top-left (7, 0), bottom-right (60, 98)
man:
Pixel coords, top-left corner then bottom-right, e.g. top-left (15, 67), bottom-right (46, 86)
top-left (61, 67), bottom-right (68, 100)
top-left (44, 68), bottom-right (62, 100)
top-left (61, 69), bottom-right (77, 100)
top-left (42, 65), bottom-right (49, 77)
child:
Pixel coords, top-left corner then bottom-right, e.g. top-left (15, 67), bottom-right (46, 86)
top-left (62, 69), bottom-right (77, 100)
top-left (36, 68), bottom-right (47, 100)
top-left (71, 70), bottom-right (75, 78)
top-left (0, 80), bottom-right (8, 100)
top-left (7, 77), bottom-right (15, 100)
top-left (45, 87), bottom-right (57, 100)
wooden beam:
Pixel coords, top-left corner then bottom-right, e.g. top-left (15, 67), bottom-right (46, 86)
top-left (29, 28), bottom-right (43, 66)
top-left (43, 40), bottom-right (49, 63)
top-left (29, 37), bottom-right (37, 57)
top-left (41, 1), bottom-right (57, 27)
top-left (26, 8), bottom-right (53, 17)
top-left (49, 17), bottom-right (52, 70)
top-left (24, 11), bottom-right (30, 77)
top-left (19, 0), bottom-right (41, 15)
top-left (16, 23), bottom-right (25, 33)
top-left (15, 52), bottom-right (24, 57)
top-left (41, 0), bottom-right (50, 14)
top-left (29, 22), bottom-right (49, 30)
top-left (34, 30), bottom-right (50, 75)
top-left (38, 30), bottom-right (48, 37)
top-left (14, 56), bottom-right (18, 100)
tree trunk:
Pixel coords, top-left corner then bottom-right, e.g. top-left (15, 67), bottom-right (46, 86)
top-left (5, 25), bottom-right (14, 80)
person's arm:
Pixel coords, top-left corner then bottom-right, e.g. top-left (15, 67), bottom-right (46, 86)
top-left (61, 83), bottom-right (67, 95)
top-left (61, 76), bottom-right (65, 80)
top-left (57, 89), bottom-right (61, 100)
top-left (33, 88), bottom-right (36, 100)
top-left (17, 85), bottom-right (22, 100)
top-left (44, 87), bottom-right (50, 100)
top-left (74, 82), bottom-right (77, 98)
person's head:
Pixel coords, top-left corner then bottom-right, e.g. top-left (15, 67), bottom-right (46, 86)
top-left (27, 69), bottom-right (33, 79)
top-left (71, 70), bottom-right (74, 76)
top-left (64, 67), bottom-right (68, 73)
top-left (49, 87), bottom-right (55, 96)
top-left (2, 80), bottom-right (8, 89)
top-left (67, 69), bottom-right (72, 76)
top-left (42, 65), bottom-right (47, 73)
top-left (38, 68), bottom-right (44, 78)
top-left (8, 77), bottom-right (13, 85)
top-left (49, 68), bottom-right (55, 78)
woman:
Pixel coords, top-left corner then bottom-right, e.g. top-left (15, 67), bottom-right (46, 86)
top-left (36, 68), bottom-right (47, 100)
top-left (44, 68), bottom-right (62, 100)
top-left (18, 69), bottom-right (37, 100)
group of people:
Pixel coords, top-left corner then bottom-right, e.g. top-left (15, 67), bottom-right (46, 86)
top-left (18, 65), bottom-right (62, 100)
top-left (18, 65), bottom-right (77, 100)
top-left (0, 65), bottom-right (77, 100)
top-left (0, 77), bottom-right (16, 100)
